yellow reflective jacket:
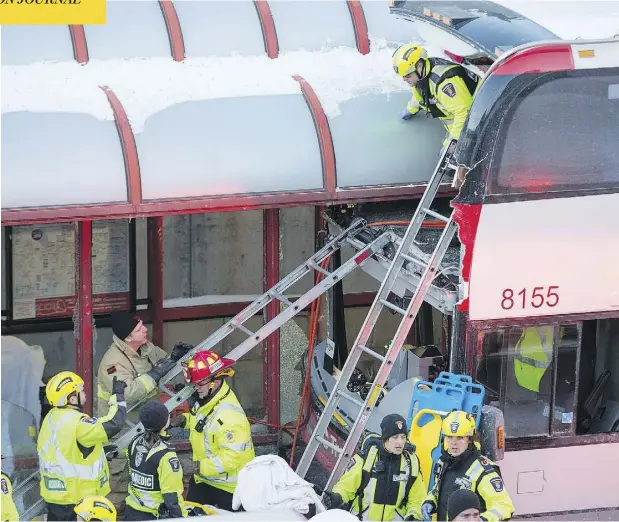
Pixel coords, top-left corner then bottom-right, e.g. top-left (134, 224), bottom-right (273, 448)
top-left (332, 441), bottom-right (426, 521)
top-left (38, 393), bottom-right (126, 505)
top-left (126, 434), bottom-right (188, 518)
top-left (514, 326), bottom-right (554, 393)
top-left (1, 472), bottom-right (19, 522)
top-left (183, 382), bottom-right (254, 494)
top-left (425, 449), bottom-right (514, 522)
top-left (406, 60), bottom-right (477, 146)
top-left (97, 336), bottom-right (168, 422)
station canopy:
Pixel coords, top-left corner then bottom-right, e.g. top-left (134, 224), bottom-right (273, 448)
top-left (2, 0), bottom-right (487, 225)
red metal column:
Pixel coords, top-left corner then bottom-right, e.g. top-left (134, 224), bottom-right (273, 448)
top-left (75, 221), bottom-right (93, 416)
top-left (148, 217), bottom-right (164, 347)
top-left (263, 209), bottom-right (280, 428)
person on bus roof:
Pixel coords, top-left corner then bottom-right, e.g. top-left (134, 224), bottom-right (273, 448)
top-left (321, 413), bottom-right (426, 521)
top-left (421, 411), bottom-right (514, 522)
top-left (392, 44), bottom-right (478, 156)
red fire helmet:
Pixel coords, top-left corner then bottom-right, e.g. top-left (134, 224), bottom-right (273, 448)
top-left (182, 350), bottom-right (235, 384)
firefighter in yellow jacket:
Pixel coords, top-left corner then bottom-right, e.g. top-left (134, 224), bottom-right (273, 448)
top-left (124, 401), bottom-right (188, 520)
top-left (392, 43), bottom-right (478, 153)
top-left (38, 371), bottom-right (127, 521)
top-left (421, 411), bottom-right (514, 522)
top-left (1, 466), bottom-right (19, 522)
top-left (322, 414), bottom-right (426, 521)
top-left (170, 350), bottom-right (254, 510)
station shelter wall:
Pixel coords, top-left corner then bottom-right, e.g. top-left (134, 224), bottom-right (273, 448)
top-left (1, 207), bottom-right (446, 423)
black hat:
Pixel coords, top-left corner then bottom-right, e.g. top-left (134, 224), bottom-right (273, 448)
top-left (380, 413), bottom-right (408, 440)
top-left (111, 311), bottom-right (140, 341)
top-left (447, 489), bottom-right (481, 520)
top-left (140, 401), bottom-right (169, 432)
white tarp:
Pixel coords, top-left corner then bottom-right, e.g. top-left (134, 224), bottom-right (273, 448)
top-left (0, 335), bottom-right (46, 475)
top-left (232, 455), bottom-right (325, 515)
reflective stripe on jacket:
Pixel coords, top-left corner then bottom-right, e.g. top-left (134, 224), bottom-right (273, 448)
top-left (425, 450), bottom-right (514, 521)
top-left (332, 444), bottom-right (426, 521)
top-left (96, 336), bottom-right (168, 422)
top-left (406, 60), bottom-right (477, 145)
top-left (186, 382), bottom-right (255, 494)
top-left (126, 435), bottom-right (187, 518)
top-left (514, 326), bottom-right (554, 393)
top-left (1, 472), bottom-right (19, 522)
top-left (37, 406), bottom-right (115, 504)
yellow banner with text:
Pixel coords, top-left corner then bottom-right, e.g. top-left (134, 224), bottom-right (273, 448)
top-left (0, 0), bottom-right (105, 25)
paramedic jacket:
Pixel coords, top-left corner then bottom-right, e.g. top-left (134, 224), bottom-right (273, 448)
top-left (405, 58), bottom-right (477, 146)
top-left (332, 439), bottom-right (426, 521)
top-left (126, 434), bottom-right (188, 518)
top-left (424, 447), bottom-right (514, 521)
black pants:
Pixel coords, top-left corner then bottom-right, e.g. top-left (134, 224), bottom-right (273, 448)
top-left (46, 502), bottom-right (77, 521)
top-left (186, 477), bottom-right (233, 510)
top-left (123, 505), bottom-right (157, 521)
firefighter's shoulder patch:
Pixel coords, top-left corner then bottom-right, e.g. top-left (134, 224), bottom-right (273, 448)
top-left (169, 456), bottom-right (181, 473)
top-left (1, 477), bottom-right (9, 495)
top-left (81, 417), bottom-right (98, 424)
top-left (441, 82), bottom-right (456, 98)
top-left (490, 476), bottom-right (504, 493)
top-left (106, 365), bottom-right (117, 375)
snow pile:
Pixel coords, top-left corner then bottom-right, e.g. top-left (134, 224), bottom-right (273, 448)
top-left (496, 0), bottom-right (619, 40)
top-left (2, 42), bottom-right (411, 133)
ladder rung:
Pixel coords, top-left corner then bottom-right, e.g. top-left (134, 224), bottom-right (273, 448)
top-left (317, 435), bottom-right (344, 454)
top-left (232, 322), bottom-right (255, 337)
top-left (380, 299), bottom-right (407, 315)
top-left (271, 292), bottom-right (293, 307)
top-left (421, 207), bottom-right (450, 223)
top-left (401, 252), bottom-right (427, 266)
top-left (337, 389), bottom-right (365, 409)
top-left (307, 260), bottom-right (332, 277)
top-left (358, 344), bottom-right (385, 361)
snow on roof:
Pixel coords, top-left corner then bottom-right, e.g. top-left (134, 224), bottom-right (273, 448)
top-left (2, 40), bottom-right (417, 134)
top-left (495, 0), bottom-right (619, 40)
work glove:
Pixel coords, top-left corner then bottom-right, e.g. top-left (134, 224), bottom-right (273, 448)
top-left (421, 501), bottom-right (435, 521)
top-left (104, 444), bottom-right (119, 461)
top-left (321, 491), bottom-right (342, 510)
top-left (171, 341), bottom-right (194, 362)
top-left (400, 108), bottom-right (414, 120)
top-left (146, 357), bottom-right (177, 383)
top-left (111, 376), bottom-right (127, 397)
top-left (188, 505), bottom-right (207, 517)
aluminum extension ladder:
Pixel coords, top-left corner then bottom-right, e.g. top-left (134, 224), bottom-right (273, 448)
top-left (295, 143), bottom-right (459, 490)
top-left (12, 219), bottom-right (392, 521)
top-left (111, 219), bottom-right (393, 450)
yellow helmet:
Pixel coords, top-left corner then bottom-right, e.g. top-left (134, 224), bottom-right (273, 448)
top-left (442, 410), bottom-right (476, 437)
top-left (45, 371), bottom-right (84, 407)
top-left (74, 496), bottom-right (117, 521)
top-left (392, 43), bottom-right (430, 78)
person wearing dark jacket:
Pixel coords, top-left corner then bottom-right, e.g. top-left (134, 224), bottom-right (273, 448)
top-left (422, 411), bottom-right (514, 522)
top-left (322, 413), bottom-right (426, 521)
top-left (124, 402), bottom-right (188, 520)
